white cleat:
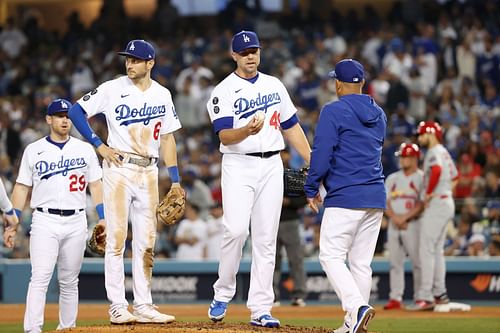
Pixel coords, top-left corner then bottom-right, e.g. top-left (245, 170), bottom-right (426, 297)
top-left (109, 306), bottom-right (138, 325)
top-left (133, 304), bottom-right (175, 324)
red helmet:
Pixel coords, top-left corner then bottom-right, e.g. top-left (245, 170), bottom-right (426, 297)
top-left (395, 143), bottom-right (420, 158)
top-left (417, 121), bottom-right (442, 141)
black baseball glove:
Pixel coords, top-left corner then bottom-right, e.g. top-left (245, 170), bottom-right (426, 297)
top-left (284, 167), bottom-right (308, 197)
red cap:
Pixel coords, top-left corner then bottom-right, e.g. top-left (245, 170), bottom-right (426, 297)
top-left (395, 143), bottom-right (420, 157)
top-left (417, 121), bottom-right (443, 141)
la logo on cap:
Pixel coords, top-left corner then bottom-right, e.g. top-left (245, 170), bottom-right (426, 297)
top-left (61, 100), bottom-right (68, 109)
top-left (243, 34), bottom-right (250, 42)
top-left (129, 42), bottom-right (135, 51)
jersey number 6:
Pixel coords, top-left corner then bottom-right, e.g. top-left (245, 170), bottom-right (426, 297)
top-left (69, 174), bottom-right (86, 192)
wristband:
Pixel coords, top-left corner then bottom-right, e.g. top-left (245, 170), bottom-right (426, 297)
top-left (5, 208), bottom-right (14, 216)
top-left (168, 166), bottom-right (180, 183)
top-left (14, 209), bottom-right (22, 218)
top-left (96, 203), bottom-right (105, 220)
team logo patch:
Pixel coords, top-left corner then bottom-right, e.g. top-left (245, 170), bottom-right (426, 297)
top-left (83, 95), bottom-right (90, 101)
top-left (214, 106), bottom-right (220, 114)
top-left (90, 89), bottom-right (98, 95)
top-left (212, 97), bottom-right (219, 105)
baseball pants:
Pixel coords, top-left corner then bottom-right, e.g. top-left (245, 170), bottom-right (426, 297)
top-left (103, 162), bottom-right (159, 310)
top-left (418, 197), bottom-right (454, 302)
top-left (24, 211), bottom-right (87, 333)
top-left (319, 208), bottom-right (382, 315)
top-left (213, 153), bottom-right (283, 319)
top-left (387, 219), bottom-right (422, 301)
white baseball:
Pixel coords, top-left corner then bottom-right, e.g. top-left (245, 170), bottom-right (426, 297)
top-left (254, 111), bottom-right (265, 121)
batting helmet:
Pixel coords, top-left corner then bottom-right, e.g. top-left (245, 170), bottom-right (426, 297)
top-left (417, 121), bottom-right (443, 141)
top-left (395, 143), bottom-right (420, 158)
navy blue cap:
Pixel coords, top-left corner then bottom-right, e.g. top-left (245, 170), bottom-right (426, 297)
top-left (47, 98), bottom-right (72, 115)
top-left (232, 31), bottom-right (260, 53)
top-left (118, 39), bottom-right (155, 60)
top-left (328, 59), bottom-right (364, 83)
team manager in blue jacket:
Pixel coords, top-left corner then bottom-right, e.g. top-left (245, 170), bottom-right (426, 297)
top-left (304, 59), bottom-right (386, 333)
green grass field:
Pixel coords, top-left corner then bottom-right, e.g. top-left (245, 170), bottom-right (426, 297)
top-left (1, 317), bottom-right (499, 333)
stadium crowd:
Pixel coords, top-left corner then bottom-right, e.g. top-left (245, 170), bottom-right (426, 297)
top-left (0, 0), bottom-right (499, 259)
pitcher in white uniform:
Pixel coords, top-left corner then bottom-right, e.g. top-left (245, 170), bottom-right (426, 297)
top-left (384, 143), bottom-right (424, 310)
top-left (206, 31), bottom-right (311, 328)
top-left (408, 121), bottom-right (458, 311)
top-left (68, 39), bottom-right (183, 324)
top-left (6, 99), bottom-right (104, 333)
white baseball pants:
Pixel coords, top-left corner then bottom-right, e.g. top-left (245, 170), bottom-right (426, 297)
top-left (24, 211), bottom-right (87, 333)
top-left (213, 153), bottom-right (283, 319)
top-left (319, 207), bottom-right (382, 315)
top-left (102, 162), bottom-right (159, 310)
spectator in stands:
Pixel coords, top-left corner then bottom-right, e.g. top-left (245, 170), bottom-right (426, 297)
top-left (206, 202), bottom-right (223, 261)
top-left (488, 235), bottom-right (500, 256)
top-left (174, 203), bottom-right (208, 260)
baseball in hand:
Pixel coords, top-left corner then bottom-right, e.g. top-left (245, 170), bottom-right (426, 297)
top-left (254, 111), bottom-right (265, 122)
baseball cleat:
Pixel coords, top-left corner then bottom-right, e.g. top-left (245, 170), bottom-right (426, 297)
top-left (109, 307), bottom-right (138, 325)
top-left (250, 314), bottom-right (280, 328)
top-left (434, 293), bottom-right (450, 304)
top-left (208, 300), bottom-right (228, 322)
top-left (291, 297), bottom-right (306, 307)
top-left (133, 304), bottom-right (175, 323)
top-left (406, 300), bottom-right (435, 311)
top-left (333, 322), bottom-right (350, 333)
top-left (350, 305), bottom-right (375, 333)
top-left (383, 299), bottom-right (402, 310)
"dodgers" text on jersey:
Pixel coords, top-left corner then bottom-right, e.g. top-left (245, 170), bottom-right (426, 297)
top-left (115, 103), bottom-right (167, 126)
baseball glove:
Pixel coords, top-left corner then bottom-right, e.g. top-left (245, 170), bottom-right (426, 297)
top-left (88, 224), bottom-right (106, 256)
top-left (284, 167), bottom-right (308, 197)
top-left (157, 187), bottom-right (186, 225)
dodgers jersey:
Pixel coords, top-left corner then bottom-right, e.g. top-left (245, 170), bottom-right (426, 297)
top-left (206, 72), bottom-right (297, 154)
top-left (17, 137), bottom-right (102, 209)
top-left (77, 76), bottom-right (181, 158)
top-left (422, 144), bottom-right (458, 198)
top-left (385, 169), bottom-right (423, 216)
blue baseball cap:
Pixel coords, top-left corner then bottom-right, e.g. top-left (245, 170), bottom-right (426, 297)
top-left (47, 98), bottom-right (72, 115)
top-left (232, 31), bottom-right (260, 53)
top-left (118, 39), bottom-right (155, 60)
top-left (328, 59), bottom-right (364, 83)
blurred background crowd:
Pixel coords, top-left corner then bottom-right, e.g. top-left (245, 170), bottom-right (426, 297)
top-left (0, 0), bottom-right (499, 259)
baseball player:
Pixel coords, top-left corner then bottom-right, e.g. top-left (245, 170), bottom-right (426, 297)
top-left (305, 59), bottom-right (386, 333)
top-left (206, 31), bottom-right (311, 328)
top-left (3, 99), bottom-right (104, 333)
top-left (384, 143), bottom-right (424, 310)
top-left (68, 39), bottom-right (182, 324)
top-left (1, 177), bottom-right (18, 248)
top-left (408, 121), bottom-right (458, 311)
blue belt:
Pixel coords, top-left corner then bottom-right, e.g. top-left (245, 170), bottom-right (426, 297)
top-left (36, 208), bottom-right (84, 216)
top-left (245, 150), bottom-right (281, 158)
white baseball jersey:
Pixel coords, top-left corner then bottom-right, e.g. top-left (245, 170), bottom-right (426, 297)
top-left (206, 72), bottom-right (297, 153)
top-left (385, 169), bottom-right (424, 216)
top-left (17, 137), bottom-right (102, 209)
top-left (422, 144), bottom-right (458, 197)
top-left (77, 76), bottom-right (181, 157)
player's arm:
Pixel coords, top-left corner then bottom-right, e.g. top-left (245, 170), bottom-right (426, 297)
top-left (282, 121), bottom-right (311, 164)
top-left (3, 183), bottom-right (31, 248)
top-left (160, 133), bottom-right (184, 192)
top-left (0, 179), bottom-right (18, 247)
top-left (68, 103), bottom-right (123, 166)
top-left (217, 116), bottom-right (264, 146)
top-left (424, 164), bottom-right (441, 204)
top-left (88, 180), bottom-right (105, 227)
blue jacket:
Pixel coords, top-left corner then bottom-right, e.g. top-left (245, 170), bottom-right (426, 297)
top-left (304, 94), bottom-right (387, 209)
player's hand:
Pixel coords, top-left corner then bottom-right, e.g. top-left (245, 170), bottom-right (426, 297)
top-left (399, 221), bottom-right (409, 230)
top-left (169, 182), bottom-right (185, 198)
top-left (96, 219), bottom-right (106, 243)
top-left (424, 193), bottom-right (434, 208)
top-left (307, 193), bottom-right (322, 214)
top-left (246, 115), bottom-right (265, 136)
top-left (97, 144), bottom-right (124, 167)
top-left (3, 213), bottom-right (18, 249)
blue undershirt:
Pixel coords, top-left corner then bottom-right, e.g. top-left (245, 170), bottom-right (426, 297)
top-left (46, 136), bottom-right (69, 150)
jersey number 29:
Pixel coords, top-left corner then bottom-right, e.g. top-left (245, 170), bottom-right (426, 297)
top-left (69, 174), bottom-right (86, 192)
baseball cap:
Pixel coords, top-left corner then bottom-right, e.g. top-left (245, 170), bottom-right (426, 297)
top-left (328, 59), bottom-right (364, 83)
top-left (395, 143), bottom-right (420, 158)
top-left (232, 31), bottom-right (260, 53)
top-left (118, 39), bottom-right (155, 60)
top-left (47, 98), bottom-right (72, 115)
